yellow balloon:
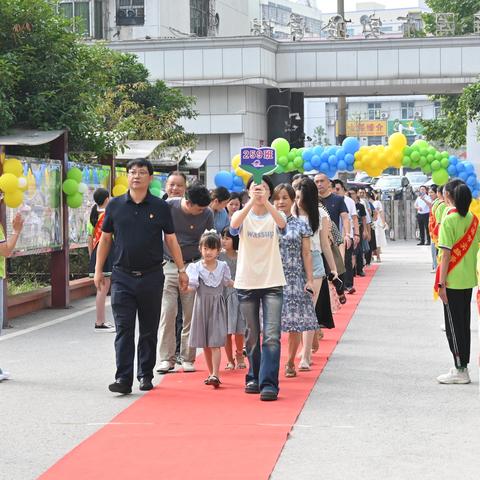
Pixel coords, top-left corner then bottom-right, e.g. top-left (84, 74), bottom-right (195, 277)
top-left (388, 132), bottom-right (407, 151)
top-left (353, 160), bottom-right (363, 171)
top-left (231, 154), bottom-right (241, 170)
top-left (115, 176), bottom-right (128, 187)
top-left (0, 173), bottom-right (19, 193)
top-left (112, 184), bottom-right (128, 197)
top-left (354, 151), bottom-right (363, 162)
top-left (4, 158), bottom-right (23, 177)
top-left (4, 189), bottom-right (23, 208)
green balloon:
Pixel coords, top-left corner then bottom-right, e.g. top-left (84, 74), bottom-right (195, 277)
top-left (67, 167), bottom-right (82, 183)
top-left (411, 151), bottom-right (420, 161)
top-left (66, 192), bottom-right (83, 208)
top-left (431, 160), bottom-right (441, 171)
top-left (278, 156), bottom-right (288, 167)
top-left (402, 156), bottom-right (411, 167)
top-left (423, 164), bottom-right (432, 174)
top-left (287, 151), bottom-right (296, 162)
top-left (432, 168), bottom-right (449, 185)
top-left (271, 138), bottom-right (290, 159)
top-left (294, 156), bottom-right (303, 168)
top-left (441, 151), bottom-right (449, 159)
top-left (287, 161), bottom-right (295, 172)
top-left (290, 148), bottom-right (298, 156)
top-left (427, 147), bottom-right (436, 155)
top-left (149, 187), bottom-right (161, 197)
top-left (150, 179), bottom-right (162, 190)
top-left (419, 148), bottom-right (428, 157)
top-left (419, 157), bottom-right (427, 167)
top-left (62, 178), bottom-right (79, 195)
top-left (413, 139), bottom-right (428, 150)
top-left (434, 151), bottom-right (442, 161)
top-left (427, 154), bottom-right (434, 163)
top-left (404, 146), bottom-right (413, 156)
top-left (441, 158), bottom-right (450, 169)
top-left (275, 164), bottom-right (285, 174)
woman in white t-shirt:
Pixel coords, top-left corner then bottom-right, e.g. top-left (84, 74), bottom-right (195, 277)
top-left (230, 176), bottom-right (286, 402)
top-left (293, 177), bottom-right (338, 368)
top-left (372, 191), bottom-right (387, 261)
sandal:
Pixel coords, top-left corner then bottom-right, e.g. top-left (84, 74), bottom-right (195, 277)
top-left (206, 375), bottom-right (221, 388)
top-left (235, 352), bottom-right (247, 369)
top-left (298, 361), bottom-right (311, 371)
top-left (225, 361), bottom-right (235, 370)
top-left (285, 364), bottom-right (296, 378)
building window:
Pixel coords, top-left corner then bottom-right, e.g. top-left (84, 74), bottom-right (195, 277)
top-left (116, 0), bottom-right (145, 26)
top-left (434, 101), bottom-right (442, 119)
top-left (401, 102), bottom-right (415, 120)
top-left (191, 0), bottom-right (209, 36)
top-left (368, 102), bottom-right (382, 120)
top-left (305, 17), bottom-right (321, 35)
top-left (59, 1), bottom-right (90, 36)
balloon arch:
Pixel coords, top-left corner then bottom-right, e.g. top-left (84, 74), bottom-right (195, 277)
top-left (214, 133), bottom-right (480, 203)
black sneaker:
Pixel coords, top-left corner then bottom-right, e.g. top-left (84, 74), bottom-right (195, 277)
top-left (260, 389), bottom-right (278, 401)
top-left (95, 322), bottom-right (116, 332)
top-left (245, 381), bottom-right (260, 394)
top-left (108, 381), bottom-right (132, 395)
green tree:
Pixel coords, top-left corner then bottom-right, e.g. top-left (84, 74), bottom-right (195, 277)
top-left (0, 0), bottom-right (197, 157)
top-left (311, 125), bottom-right (330, 146)
top-left (420, 1), bottom-right (480, 147)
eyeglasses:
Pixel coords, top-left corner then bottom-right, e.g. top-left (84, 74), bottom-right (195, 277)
top-left (127, 170), bottom-right (150, 177)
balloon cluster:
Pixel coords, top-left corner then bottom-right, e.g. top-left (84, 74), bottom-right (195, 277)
top-left (62, 167), bottom-right (87, 208)
top-left (213, 154), bottom-right (251, 192)
top-left (271, 138), bottom-right (305, 174)
top-left (113, 175), bottom-right (128, 197)
top-left (445, 157), bottom-right (480, 196)
top-left (0, 158), bottom-right (27, 208)
top-left (149, 178), bottom-right (163, 197)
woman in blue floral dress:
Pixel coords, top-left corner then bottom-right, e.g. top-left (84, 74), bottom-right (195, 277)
top-left (272, 183), bottom-right (317, 378)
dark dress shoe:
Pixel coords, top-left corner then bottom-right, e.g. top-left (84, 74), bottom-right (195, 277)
top-left (139, 377), bottom-right (153, 391)
top-left (357, 271), bottom-right (366, 277)
top-left (108, 381), bottom-right (132, 395)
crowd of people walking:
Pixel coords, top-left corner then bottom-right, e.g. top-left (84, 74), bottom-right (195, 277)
top-left (91, 160), bottom-right (387, 400)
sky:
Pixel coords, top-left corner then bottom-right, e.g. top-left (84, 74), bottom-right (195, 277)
top-left (310, 0), bottom-right (426, 13)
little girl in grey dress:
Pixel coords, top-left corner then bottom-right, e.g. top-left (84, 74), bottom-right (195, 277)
top-left (186, 231), bottom-right (233, 387)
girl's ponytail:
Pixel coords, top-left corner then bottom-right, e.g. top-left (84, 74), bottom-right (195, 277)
top-left (453, 183), bottom-right (472, 217)
top-left (90, 204), bottom-right (99, 228)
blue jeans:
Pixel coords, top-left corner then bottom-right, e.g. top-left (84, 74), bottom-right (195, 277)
top-left (237, 287), bottom-right (283, 393)
top-left (431, 242), bottom-right (438, 270)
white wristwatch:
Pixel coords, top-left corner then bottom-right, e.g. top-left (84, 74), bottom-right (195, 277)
top-left (178, 267), bottom-right (186, 274)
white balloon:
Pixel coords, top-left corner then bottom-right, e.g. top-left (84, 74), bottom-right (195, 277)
top-left (77, 182), bottom-right (88, 194)
top-left (18, 177), bottom-right (27, 188)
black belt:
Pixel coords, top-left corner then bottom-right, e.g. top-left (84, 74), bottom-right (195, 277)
top-left (167, 257), bottom-right (200, 264)
top-left (114, 265), bottom-right (163, 277)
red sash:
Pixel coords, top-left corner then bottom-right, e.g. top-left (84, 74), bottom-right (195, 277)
top-left (429, 200), bottom-right (442, 244)
top-left (92, 212), bottom-right (105, 251)
top-left (434, 209), bottom-right (478, 297)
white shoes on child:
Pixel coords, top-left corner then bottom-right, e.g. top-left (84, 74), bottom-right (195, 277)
top-left (0, 368), bottom-right (10, 381)
top-left (437, 367), bottom-right (471, 384)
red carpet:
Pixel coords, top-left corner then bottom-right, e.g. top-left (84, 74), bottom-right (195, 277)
top-left (40, 266), bottom-right (377, 480)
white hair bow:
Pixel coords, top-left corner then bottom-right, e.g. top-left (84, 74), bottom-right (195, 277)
top-left (203, 229), bottom-right (217, 234)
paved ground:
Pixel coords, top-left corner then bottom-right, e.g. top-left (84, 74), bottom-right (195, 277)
top-left (1, 241), bottom-right (479, 479)
top-left (272, 241), bottom-right (480, 480)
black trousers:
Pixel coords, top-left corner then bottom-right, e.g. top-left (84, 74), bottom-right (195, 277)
top-left (417, 213), bottom-right (430, 244)
top-left (443, 288), bottom-right (472, 368)
top-left (355, 242), bottom-right (364, 275)
top-left (175, 294), bottom-right (183, 355)
top-left (111, 269), bottom-right (165, 385)
top-left (343, 245), bottom-right (354, 289)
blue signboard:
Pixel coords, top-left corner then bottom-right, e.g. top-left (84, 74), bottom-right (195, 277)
top-left (239, 147), bottom-right (277, 184)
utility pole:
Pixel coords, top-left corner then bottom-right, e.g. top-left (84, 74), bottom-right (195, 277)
top-left (336, 0), bottom-right (347, 147)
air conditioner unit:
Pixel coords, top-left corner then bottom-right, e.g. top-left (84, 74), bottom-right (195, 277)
top-left (116, 6), bottom-right (145, 26)
top-left (380, 112), bottom-right (389, 119)
top-left (327, 119), bottom-right (336, 126)
top-left (414, 111), bottom-right (422, 118)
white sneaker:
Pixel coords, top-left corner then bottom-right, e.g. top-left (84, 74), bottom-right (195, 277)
top-left (437, 367), bottom-right (471, 384)
top-left (156, 360), bottom-right (175, 374)
top-left (0, 368), bottom-right (11, 381)
top-left (182, 361), bottom-right (196, 372)
top-left (298, 361), bottom-right (311, 371)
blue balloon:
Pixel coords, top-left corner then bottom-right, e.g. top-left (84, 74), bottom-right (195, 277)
top-left (473, 190), bottom-right (479, 198)
top-left (464, 162), bottom-right (475, 174)
top-left (335, 148), bottom-right (346, 161)
top-left (311, 155), bottom-right (321, 168)
top-left (342, 137), bottom-right (361, 155)
top-left (303, 161), bottom-right (313, 171)
top-left (233, 175), bottom-right (244, 187)
top-left (320, 162), bottom-right (329, 173)
top-left (320, 152), bottom-right (329, 162)
top-left (214, 170), bottom-right (234, 189)
top-left (344, 153), bottom-right (355, 165)
top-left (347, 164), bottom-right (355, 172)
top-left (467, 175), bottom-right (477, 187)
top-left (302, 149), bottom-right (313, 162)
top-left (456, 162), bottom-right (466, 172)
top-left (313, 146), bottom-right (323, 156)
top-left (448, 155), bottom-right (458, 165)
top-left (326, 146), bottom-right (337, 157)
top-left (447, 165), bottom-right (457, 176)
top-left (232, 185), bottom-right (244, 193)
top-left (337, 160), bottom-right (347, 171)
top-left (328, 155), bottom-right (337, 166)
top-left (459, 171), bottom-right (468, 181)
top-left (327, 168), bottom-right (337, 179)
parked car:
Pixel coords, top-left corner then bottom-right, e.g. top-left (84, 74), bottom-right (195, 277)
top-left (373, 175), bottom-right (413, 200)
top-left (405, 172), bottom-right (429, 192)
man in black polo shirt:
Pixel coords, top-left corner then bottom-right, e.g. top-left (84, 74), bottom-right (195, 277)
top-left (94, 159), bottom-right (187, 395)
